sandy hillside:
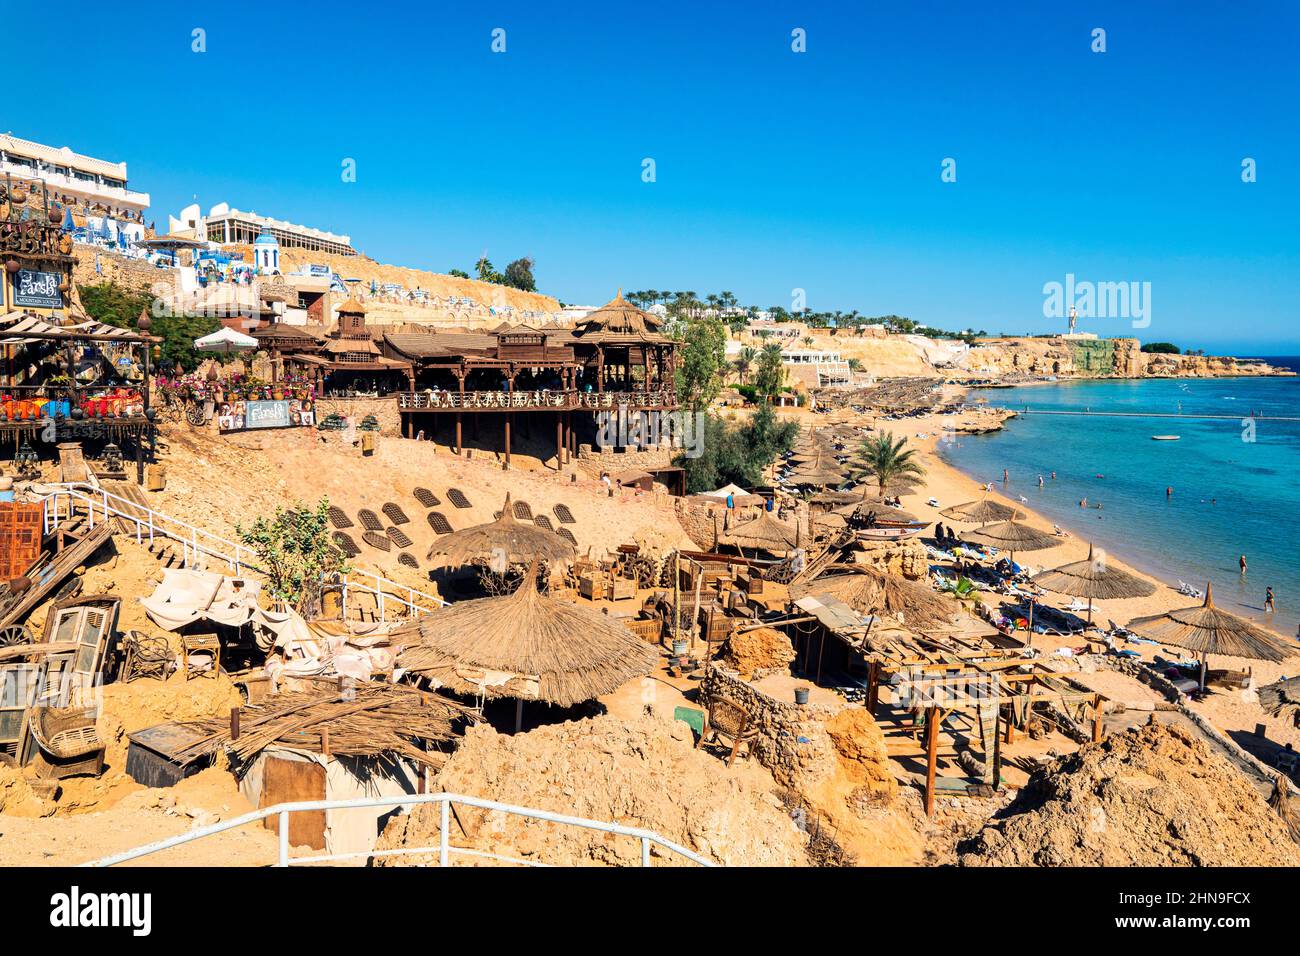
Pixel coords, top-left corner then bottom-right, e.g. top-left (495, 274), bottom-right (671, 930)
top-left (147, 422), bottom-right (695, 596)
top-left (376, 712), bottom-right (809, 866)
top-left (958, 720), bottom-right (1300, 866)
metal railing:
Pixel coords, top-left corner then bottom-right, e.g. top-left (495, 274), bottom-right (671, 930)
top-left (37, 483), bottom-right (446, 620)
top-left (83, 791), bottom-right (716, 868)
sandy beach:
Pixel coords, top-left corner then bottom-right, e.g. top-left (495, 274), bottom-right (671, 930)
top-left (794, 391), bottom-right (1300, 756)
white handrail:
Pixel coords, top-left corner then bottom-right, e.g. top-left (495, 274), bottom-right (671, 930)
top-left (37, 483), bottom-right (446, 619)
top-left (83, 791), bottom-right (716, 868)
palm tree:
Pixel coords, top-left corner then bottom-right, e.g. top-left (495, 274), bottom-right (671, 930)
top-left (858, 432), bottom-right (925, 495)
top-left (734, 345), bottom-right (758, 384)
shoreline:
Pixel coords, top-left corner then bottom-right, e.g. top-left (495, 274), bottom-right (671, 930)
top-left (802, 394), bottom-right (1300, 755)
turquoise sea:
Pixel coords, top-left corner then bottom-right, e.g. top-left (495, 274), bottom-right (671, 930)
top-left (939, 359), bottom-right (1300, 637)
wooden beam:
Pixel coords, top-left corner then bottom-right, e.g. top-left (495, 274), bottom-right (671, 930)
top-left (924, 704), bottom-right (939, 817)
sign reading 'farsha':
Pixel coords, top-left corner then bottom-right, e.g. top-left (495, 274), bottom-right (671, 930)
top-left (13, 269), bottom-right (63, 309)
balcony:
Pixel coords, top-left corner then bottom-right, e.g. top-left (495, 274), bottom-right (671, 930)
top-left (0, 159), bottom-right (150, 211)
top-left (398, 389), bottom-right (677, 411)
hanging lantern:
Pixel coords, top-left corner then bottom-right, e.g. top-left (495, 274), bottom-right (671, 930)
top-left (102, 443), bottom-right (124, 474)
top-left (15, 441), bottom-right (40, 479)
top-left (4, 259), bottom-right (18, 274)
top-left (152, 344), bottom-right (161, 360)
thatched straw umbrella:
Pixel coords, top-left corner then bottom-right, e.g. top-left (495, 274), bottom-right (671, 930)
top-left (392, 565), bottom-right (658, 729)
top-left (717, 511), bottom-right (800, 556)
top-left (425, 493), bottom-right (575, 570)
top-left (791, 567), bottom-right (962, 629)
top-left (941, 499), bottom-right (1021, 524)
top-left (960, 519), bottom-right (1060, 647)
top-left (1259, 676), bottom-right (1300, 725)
top-left (1127, 583), bottom-right (1298, 694)
top-left (960, 520), bottom-right (1058, 561)
top-left (1032, 543), bottom-right (1157, 623)
top-left (786, 452), bottom-right (847, 487)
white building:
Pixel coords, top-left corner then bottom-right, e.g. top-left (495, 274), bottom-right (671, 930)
top-left (170, 202), bottom-right (355, 256)
top-left (0, 133), bottom-right (150, 222)
top-left (253, 230), bottom-right (281, 274)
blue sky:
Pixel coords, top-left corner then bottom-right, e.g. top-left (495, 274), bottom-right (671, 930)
top-left (9, 0), bottom-right (1298, 352)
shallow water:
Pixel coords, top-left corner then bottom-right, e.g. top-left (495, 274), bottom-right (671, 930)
top-left (940, 363), bottom-right (1300, 636)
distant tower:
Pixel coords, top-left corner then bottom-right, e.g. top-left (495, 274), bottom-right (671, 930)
top-left (253, 230), bottom-right (280, 275)
top-left (1068, 305), bottom-right (1077, 335)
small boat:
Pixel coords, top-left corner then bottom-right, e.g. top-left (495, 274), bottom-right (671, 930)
top-left (1151, 435), bottom-right (1181, 441)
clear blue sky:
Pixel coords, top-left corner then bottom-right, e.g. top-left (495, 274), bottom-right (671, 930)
top-left (9, 0), bottom-right (1298, 352)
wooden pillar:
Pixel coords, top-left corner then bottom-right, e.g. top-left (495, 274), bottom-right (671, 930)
top-left (504, 415), bottom-right (511, 469)
top-left (455, 413), bottom-right (462, 454)
top-left (1092, 694), bottom-right (1104, 742)
top-left (924, 705), bottom-right (939, 818)
top-left (865, 659), bottom-right (879, 715)
top-left (555, 416), bottom-right (563, 471)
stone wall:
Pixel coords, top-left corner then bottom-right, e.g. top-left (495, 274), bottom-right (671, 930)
top-left (574, 444), bottom-right (677, 480)
top-left (321, 396), bottom-right (402, 436)
top-left (848, 537), bottom-right (928, 580)
top-left (705, 665), bottom-right (844, 791)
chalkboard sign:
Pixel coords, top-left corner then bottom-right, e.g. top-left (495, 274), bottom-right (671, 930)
top-left (244, 400), bottom-right (291, 430)
top-left (12, 269), bottom-right (63, 309)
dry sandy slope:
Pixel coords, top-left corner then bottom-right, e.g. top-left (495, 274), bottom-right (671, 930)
top-left (958, 720), bottom-right (1300, 867)
top-left (148, 422), bottom-right (695, 593)
top-left (376, 712), bottom-right (809, 866)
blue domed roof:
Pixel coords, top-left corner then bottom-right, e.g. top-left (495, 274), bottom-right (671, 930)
top-left (253, 230), bottom-right (279, 246)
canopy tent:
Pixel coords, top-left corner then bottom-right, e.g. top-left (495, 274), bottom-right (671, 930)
top-left (139, 567), bottom-right (309, 650)
top-left (195, 326), bottom-right (258, 354)
top-left (699, 483), bottom-right (765, 507)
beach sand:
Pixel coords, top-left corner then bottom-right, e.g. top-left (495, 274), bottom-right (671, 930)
top-left (781, 393), bottom-right (1300, 757)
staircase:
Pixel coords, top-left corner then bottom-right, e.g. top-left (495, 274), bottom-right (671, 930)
top-left (36, 483), bottom-right (446, 622)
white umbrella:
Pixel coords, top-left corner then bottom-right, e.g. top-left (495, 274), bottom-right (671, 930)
top-left (194, 326), bottom-right (258, 355)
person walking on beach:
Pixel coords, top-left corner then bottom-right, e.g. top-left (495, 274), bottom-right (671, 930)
top-left (1265, 587), bottom-right (1275, 613)
top-left (1240, 554), bottom-right (1248, 575)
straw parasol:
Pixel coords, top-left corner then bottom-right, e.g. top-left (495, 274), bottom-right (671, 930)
top-left (1259, 676), bottom-right (1300, 724)
top-left (1127, 583), bottom-right (1297, 662)
top-left (392, 565), bottom-right (658, 715)
top-left (960, 520), bottom-right (1058, 559)
top-left (791, 567), bottom-right (962, 629)
top-left (425, 493), bottom-right (576, 569)
top-left (717, 511), bottom-right (800, 554)
top-left (941, 499), bottom-right (1021, 524)
top-left (1127, 583), bottom-right (1297, 693)
top-left (1032, 543), bottom-right (1157, 623)
top-left (785, 452), bottom-right (847, 487)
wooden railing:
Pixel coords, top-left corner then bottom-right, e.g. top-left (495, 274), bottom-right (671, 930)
top-left (398, 389), bottom-right (676, 411)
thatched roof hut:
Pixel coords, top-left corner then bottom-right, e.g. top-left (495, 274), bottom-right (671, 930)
top-left (791, 568), bottom-right (962, 628)
top-left (717, 511), bottom-right (800, 554)
top-left (425, 493), bottom-right (576, 569)
top-left (1259, 676), bottom-right (1300, 724)
top-left (391, 571), bottom-right (658, 707)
